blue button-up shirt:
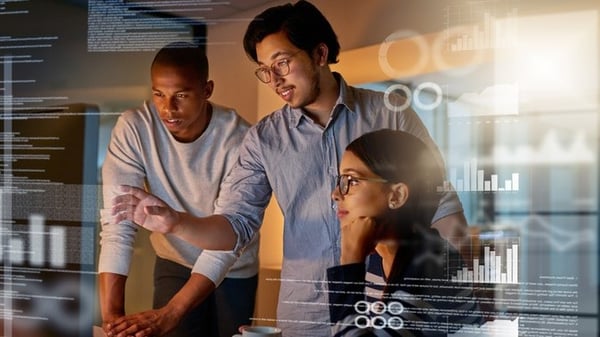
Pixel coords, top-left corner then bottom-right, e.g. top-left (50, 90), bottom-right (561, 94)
top-left (198, 73), bottom-right (463, 337)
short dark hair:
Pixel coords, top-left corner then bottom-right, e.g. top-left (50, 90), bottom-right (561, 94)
top-left (346, 129), bottom-right (444, 230)
top-left (243, 0), bottom-right (340, 64)
top-left (151, 41), bottom-right (209, 81)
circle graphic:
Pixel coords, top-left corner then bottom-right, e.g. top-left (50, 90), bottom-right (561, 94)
top-left (354, 315), bottom-right (371, 329)
top-left (378, 30), bottom-right (429, 79)
top-left (387, 301), bottom-right (404, 315)
top-left (388, 316), bottom-right (405, 330)
top-left (413, 82), bottom-right (443, 110)
top-left (50, 278), bottom-right (95, 333)
top-left (354, 300), bottom-right (370, 314)
top-left (371, 316), bottom-right (387, 329)
top-left (384, 84), bottom-right (412, 112)
top-left (370, 301), bottom-right (387, 315)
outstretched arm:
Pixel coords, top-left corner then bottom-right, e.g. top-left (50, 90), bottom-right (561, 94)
top-left (111, 185), bottom-right (237, 251)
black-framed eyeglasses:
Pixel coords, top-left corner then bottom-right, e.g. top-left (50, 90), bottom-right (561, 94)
top-left (254, 50), bottom-right (302, 84)
top-left (335, 174), bottom-right (388, 196)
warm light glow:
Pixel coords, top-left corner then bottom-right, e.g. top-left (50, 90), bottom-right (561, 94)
top-left (496, 10), bottom-right (598, 112)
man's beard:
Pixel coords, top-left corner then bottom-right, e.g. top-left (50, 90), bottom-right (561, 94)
top-left (291, 66), bottom-right (321, 109)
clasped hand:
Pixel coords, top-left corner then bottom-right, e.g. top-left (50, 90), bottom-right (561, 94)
top-left (339, 216), bottom-right (380, 264)
top-left (111, 185), bottom-right (180, 234)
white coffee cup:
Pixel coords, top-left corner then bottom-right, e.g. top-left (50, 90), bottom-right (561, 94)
top-left (232, 325), bottom-right (282, 337)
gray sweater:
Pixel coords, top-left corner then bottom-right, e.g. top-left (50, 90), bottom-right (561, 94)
top-left (98, 101), bottom-right (258, 284)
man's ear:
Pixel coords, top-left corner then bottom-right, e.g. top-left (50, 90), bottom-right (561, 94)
top-left (313, 43), bottom-right (328, 66)
top-left (203, 80), bottom-right (214, 98)
top-left (388, 182), bottom-right (409, 209)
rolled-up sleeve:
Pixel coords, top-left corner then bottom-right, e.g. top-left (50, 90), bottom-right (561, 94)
top-left (214, 127), bottom-right (273, 252)
top-left (192, 249), bottom-right (240, 286)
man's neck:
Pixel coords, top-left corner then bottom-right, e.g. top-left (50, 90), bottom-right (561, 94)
top-left (176, 103), bottom-right (212, 143)
top-left (303, 71), bottom-right (340, 127)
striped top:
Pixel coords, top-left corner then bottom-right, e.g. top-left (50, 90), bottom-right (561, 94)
top-left (327, 231), bottom-right (484, 337)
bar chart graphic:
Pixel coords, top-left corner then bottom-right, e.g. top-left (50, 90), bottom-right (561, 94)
top-left (438, 158), bottom-right (520, 192)
top-left (445, 3), bottom-right (519, 51)
top-left (1, 213), bottom-right (66, 268)
top-left (452, 237), bottom-right (520, 284)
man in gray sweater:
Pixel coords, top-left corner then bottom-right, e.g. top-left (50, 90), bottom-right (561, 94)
top-left (98, 42), bottom-right (258, 337)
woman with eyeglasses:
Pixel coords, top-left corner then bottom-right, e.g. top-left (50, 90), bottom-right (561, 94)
top-left (328, 129), bottom-right (483, 337)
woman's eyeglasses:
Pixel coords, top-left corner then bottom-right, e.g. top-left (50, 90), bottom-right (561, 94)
top-left (336, 174), bottom-right (388, 195)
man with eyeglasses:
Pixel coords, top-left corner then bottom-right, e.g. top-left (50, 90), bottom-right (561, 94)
top-left (111, 2), bottom-right (467, 336)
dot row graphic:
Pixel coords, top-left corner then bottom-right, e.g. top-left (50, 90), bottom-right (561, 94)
top-left (353, 300), bottom-right (405, 330)
top-left (354, 300), bottom-right (404, 315)
top-left (354, 315), bottom-right (404, 330)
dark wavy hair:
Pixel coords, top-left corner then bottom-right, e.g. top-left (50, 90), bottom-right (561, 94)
top-left (151, 41), bottom-right (209, 82)
top-left (243, 0), bottom-right (340, 64)
top-left (346, 129), bottom-right (446, 291)
top-left (346, 129), bottom-right (444, 233)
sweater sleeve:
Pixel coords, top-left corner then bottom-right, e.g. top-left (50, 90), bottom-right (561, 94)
top-left (98, 112), bottom-right (145, 275)
top-left (191, 249), bottom-right (240, 286)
